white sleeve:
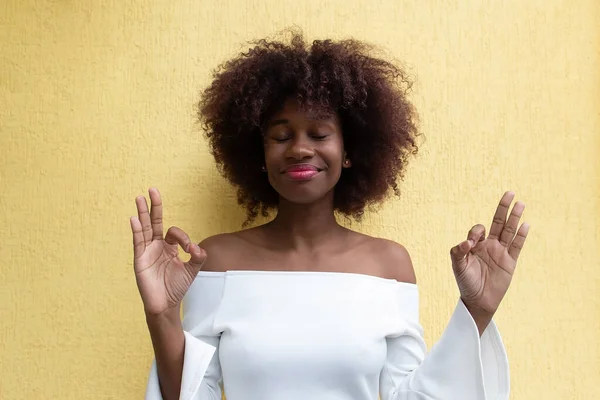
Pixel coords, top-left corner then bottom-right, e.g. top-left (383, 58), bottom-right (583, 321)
top-left (380, 291), bottom-right (510, 400)
top-left (144, 274), bottom-right (224, 400)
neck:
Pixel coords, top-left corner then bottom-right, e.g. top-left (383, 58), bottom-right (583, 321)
top-left (266, 195), bottom-right (344, 251)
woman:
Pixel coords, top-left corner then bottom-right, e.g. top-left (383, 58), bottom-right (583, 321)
top-left (131, 33), bottom-right (529, 400)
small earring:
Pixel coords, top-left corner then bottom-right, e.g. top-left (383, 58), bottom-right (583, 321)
top-left (261, 166), bottom-right (267, 172)
top-left (344, 159), bottom-right (350, 166)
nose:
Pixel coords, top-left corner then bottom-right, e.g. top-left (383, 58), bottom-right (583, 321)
top-left (284, 135), bottom-right (315, 160)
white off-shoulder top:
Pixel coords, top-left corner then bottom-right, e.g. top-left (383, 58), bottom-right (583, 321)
top-left (145, 271), bottom-right (509, 400)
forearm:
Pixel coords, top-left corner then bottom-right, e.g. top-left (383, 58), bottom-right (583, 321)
top-left (146, 307), bottom-right (185, 400)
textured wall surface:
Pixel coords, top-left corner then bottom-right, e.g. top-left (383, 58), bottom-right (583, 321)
top-left (1, 1), bottom-right (599, 399)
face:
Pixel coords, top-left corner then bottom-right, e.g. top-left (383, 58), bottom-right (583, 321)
top-left (262, 99), bottom-right (351, 205)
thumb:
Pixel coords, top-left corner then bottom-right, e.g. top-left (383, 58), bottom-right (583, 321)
top-left (450, 239), bottom-right (473, 269)
top-left (185, 244), bottom-right (208, 271)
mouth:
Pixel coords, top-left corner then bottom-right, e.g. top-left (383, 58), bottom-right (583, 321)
top-left (282, 164), bottom-right (323, 181)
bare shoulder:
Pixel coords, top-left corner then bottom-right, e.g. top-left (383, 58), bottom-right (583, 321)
top-left (356, 234), bottom-right (417, 284)
top-left (197, 231), bottom-right (247, 272)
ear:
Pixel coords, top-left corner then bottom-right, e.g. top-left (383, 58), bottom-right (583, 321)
top-left (343, 152), bottom-right (352, 168)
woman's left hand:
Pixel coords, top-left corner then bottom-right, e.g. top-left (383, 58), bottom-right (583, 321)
top-left (450, 191), bottom-right (530, 323)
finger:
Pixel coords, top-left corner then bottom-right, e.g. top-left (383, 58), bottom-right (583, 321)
top-left (149, 188), bottom-right (164, 241)
top-left (499, 201), bottom-right (525, 246)
top-left (488, 191), bottom-right (516, 241)
top-left (164, 226), bottom-right (193, 251)
top-left (130, 217), bottom-right (145, 260)
top-left (164, 227), bottom-right (207, 271)
top-left (508, 222), bottom-right (530, 261)
top-left (136, 196), bottom-right (153, 245)
top-left (450, 240), bottom-right (471, 264)
top-left (185, 243), bottom-right (208, 272)
top-left (467, 224), bottom-right (486, 246)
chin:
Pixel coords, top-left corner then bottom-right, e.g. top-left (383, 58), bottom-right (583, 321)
top-left (273, 182), bottom-right (336, 206)
top-left (277, 188), bottom-right (327, 204)
top-left (268, 172), bottom-right (340, 206)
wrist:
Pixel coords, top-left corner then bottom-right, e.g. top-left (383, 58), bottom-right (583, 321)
top-left (145, 306), bottom-right (184, 354)
top-left (461, 298), bottom-right (494, 336)
top-left (145, 306), bottom-right (181, 328)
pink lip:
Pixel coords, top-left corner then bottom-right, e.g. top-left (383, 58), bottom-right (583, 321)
top-left (283, 164), bottom-right (321, 181)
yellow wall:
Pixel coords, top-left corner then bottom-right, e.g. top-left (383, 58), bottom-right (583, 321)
top-left (1, 1), bottom-right (598, 399)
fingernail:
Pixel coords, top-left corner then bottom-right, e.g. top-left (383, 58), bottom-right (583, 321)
top-left (468, 239), bottom-right (475, 247)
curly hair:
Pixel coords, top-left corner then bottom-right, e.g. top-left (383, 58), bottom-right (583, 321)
top-left (199, 31), bottom-right (419, 224)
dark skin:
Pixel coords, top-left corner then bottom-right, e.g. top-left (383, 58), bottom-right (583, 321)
top-left (130, 99), bottom-right (530, 400)
top-left (200, 99), bottom-right (416, 283)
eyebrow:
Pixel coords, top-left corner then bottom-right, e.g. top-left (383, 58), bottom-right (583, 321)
top-left (267, 119), bottom-right (289, 127)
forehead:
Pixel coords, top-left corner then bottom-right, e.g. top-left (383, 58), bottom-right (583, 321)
top-left (266, 98), bottom-right (339, 125)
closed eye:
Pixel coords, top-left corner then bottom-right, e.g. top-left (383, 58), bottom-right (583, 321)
top-left (311, 135), bottom-right (329, 140)
top-left (267, 131), bottom-right (291, 142)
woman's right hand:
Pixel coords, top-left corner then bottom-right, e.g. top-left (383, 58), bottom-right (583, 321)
top-left (130, 188), bottom-right (207, 317)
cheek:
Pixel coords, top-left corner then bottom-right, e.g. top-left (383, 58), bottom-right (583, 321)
top-left (322, 142), bottom-right (345, 167)
top-left (263, 144), bottom-right (278, 165)
top-left (263, 146), bottom-right (281, 185)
